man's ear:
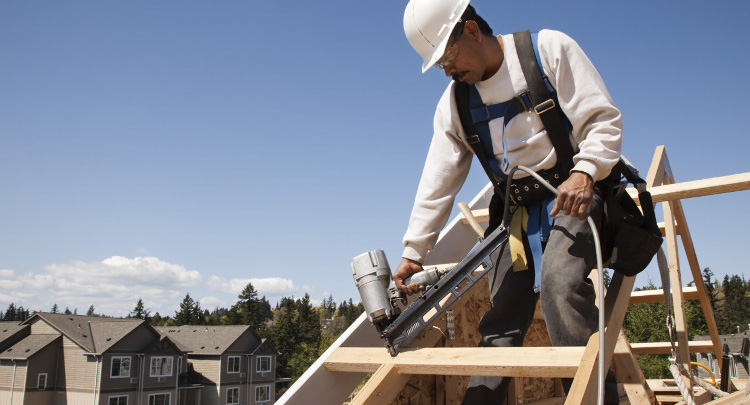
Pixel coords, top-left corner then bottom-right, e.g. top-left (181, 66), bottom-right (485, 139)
top-left (463, 20), bottom-right (482, 43)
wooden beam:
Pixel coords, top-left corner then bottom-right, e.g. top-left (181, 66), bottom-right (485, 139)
top-left (629, 340), bottom-right (715, 355)
top-left (659, 156), bottom-right (725, 365)
top-left (629, 286), bottom-right (699, 305)
top-left (348, 363), bottom-right (412, 405)
top-left (671, 193), bottom-right (725, 363)
top-left (613, 330), bottom-right (655, 405)
top-left (565, 272), bottom-right (637, 404)
top-left (663, 185), bottom-right (694, 393)
top-left (628, 172), bottom-right (750, 204)
top-left (324, 347), bottom-right (585, 378)
top-left (703, 389), bottom-right (750, 404)
top-left (645, 146), bottom-right (667, 187)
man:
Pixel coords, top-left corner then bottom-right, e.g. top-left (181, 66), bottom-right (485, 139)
top-left (395, 0), bottom-right (622, 403)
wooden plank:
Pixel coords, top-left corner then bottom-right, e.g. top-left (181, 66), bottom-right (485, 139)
top-left (703, 389), bottom-right (750, 404)
top-left (645, 146), bottom-right (667, 187)
top-left (663, 184), bottom-right (693, 393)
top-left (565, 272), bottom-right (637, 405)
top-left (627, 172), bottom-right (750, 204)
top-left (461, 208), bottom-right (490, 225)
top-left (613, 330), bottom-right (655, 404)
top-left (670, 192), bottom-right (725, 363)
top-left (659, 156), bottom-right (725, 368)
top-left (629, 341), bottom-right (714, 355)
top-left (324, 347), bottom-right (585, 378)
top-left (349, 363), bottom-right (412, 405)
top-left (629, 286), bottom-right (699, 305)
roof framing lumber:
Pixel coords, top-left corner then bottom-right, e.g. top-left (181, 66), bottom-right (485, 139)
top-left (629, 286), bottom-right (698, 305)
top-left (629, 340), bottom-right (714, 355)
top-left (463, 172), bottom-right (750, 225)
top-left (325, 346), bottom-right (585, 378)
top-left (628, 172), bottom-right (750, 204)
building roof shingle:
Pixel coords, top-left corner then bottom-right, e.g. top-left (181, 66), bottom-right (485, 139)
top-left (0, 334), bottom-right (60, 360)
top-left (25, 313), bottom-right (144, 354)
top-left (158, 325), bottom-right (259, 355)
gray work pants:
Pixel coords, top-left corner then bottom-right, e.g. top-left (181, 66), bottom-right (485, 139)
top-left (461, 194), bottom-right (604, 405)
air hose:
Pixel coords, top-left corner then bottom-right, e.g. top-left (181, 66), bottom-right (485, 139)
top-left (502, 166), bottom-right (606, 405)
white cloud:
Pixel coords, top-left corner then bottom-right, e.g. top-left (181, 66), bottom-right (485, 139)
top-left (208, 276), bottom-right (298, 297)
top-left (0, 256), bottom-right (203, 316)
top-left (0, 269), bottom-right (15, 277)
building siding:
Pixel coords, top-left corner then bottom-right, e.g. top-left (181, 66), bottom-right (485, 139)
top-left (0, 360), bottom-right (27, 405)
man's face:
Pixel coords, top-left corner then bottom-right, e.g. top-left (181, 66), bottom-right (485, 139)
top-left (435, 23), bottom-right (485, 85)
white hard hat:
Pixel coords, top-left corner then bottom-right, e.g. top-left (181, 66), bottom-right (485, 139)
top-left (403, 0), bottom-right (470, 73)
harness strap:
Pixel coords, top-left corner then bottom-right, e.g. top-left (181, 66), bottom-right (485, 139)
top-left (455, 81), bottom-right (506, 198)
top-left (514, 30), bottom-right (576, 174)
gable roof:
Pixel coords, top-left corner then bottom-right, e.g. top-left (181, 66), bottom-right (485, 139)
top-left (0, 334), bottom-right (60, 361)
top-left (24, 312), bottom-right (144, 354)
top-left (157, 325), bottom-right (259, 355)
top-left (251, 338), bottom-right (279, 356)
top-left (0, 322), bottom-right (29, 352)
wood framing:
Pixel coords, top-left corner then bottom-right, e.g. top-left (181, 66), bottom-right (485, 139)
top-left (277, 146), bottom-right (750, 405)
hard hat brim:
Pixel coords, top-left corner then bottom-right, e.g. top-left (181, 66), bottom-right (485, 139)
top-left (418, 0), bottom-right (470, 73)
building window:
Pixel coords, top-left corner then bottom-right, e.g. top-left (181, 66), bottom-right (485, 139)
top-left (111, 356), bottom-right (132, 378)
top-left (38, 373), bottom-right (47, 390)
top-left (256, 356), bottom-right (271, 373)
top-left (148, 393), bottom-right (170, 405)
top-left (227, 356), bottom-right (240, 373)
top-left (227, 387), bottom-right (240, 404)
top-left (255, 385), bottom-right (270, 403)
top-left (109, 396), bottom-right (128, 405)
top-left (150, 357), bottom-right (173, 377)
top-left (730, 356), bottom-right (738, 379)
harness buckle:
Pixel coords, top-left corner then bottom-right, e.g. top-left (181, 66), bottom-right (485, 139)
top-left (534, 99), bottom-right (556, 114)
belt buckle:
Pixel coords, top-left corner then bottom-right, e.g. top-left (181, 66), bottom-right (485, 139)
top-left (534, 99), bottom-right (556, 114)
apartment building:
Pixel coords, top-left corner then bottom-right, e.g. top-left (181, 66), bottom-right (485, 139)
top-left (158, 326), bottom-right (277, 405)
top-left (0, 315), bottom-right (276, 405)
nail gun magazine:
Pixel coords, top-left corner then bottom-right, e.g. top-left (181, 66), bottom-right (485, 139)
top-left (351, 223), bottom-right (510, 356)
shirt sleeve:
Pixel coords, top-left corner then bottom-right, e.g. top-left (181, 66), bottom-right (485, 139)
top-left (402, 84), bottom-right (473, 262)
top-left (538, 29), bottom-right (623, 181)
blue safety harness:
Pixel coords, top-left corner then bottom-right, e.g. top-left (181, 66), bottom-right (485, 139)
top-left (457, 31), bottom-right (573, 290)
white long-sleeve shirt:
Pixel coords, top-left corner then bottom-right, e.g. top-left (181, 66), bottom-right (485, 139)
top-left (402, 29), bottom-right (623, 263)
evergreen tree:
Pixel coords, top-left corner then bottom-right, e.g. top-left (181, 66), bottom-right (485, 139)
top-left (320, 295), bottom-right (336, 319)
top-left (271, 297), bottom-right (298, 378)
top-left (3, 303), bottom-right (16, 321)
top-left (150, 312), bottom-right (164, 326)
top-left (87, 305), bottom-right (96, 316)
top-left (130, 298), bottom-right (151, 320)
top-left (234, 282), bottom-right (271, 329)
top-left (702, 267), bottom-right (717, 310)
top-left (51, 303), bottom-right (59, 313)
top-left (297, 294), bottom-right (321, 348)
top-left (718, 274), bottom-right (750, 334)
top-left (174, 294), bottom-right (203, 325)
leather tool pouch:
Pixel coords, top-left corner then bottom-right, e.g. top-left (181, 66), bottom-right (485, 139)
top-left (600, 165), bottom-right (663, 276)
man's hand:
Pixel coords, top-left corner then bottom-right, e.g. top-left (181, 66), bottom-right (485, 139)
top-left (393, 258), bottom-right (424, 295)
top-left (550, 171), bottom-right (594, 220)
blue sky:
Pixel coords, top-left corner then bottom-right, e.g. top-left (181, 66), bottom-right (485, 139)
top-left (1, 1), bottom-right (748, 317)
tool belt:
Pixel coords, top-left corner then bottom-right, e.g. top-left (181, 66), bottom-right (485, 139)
top-left (505, 165), bottom-right (568, 206)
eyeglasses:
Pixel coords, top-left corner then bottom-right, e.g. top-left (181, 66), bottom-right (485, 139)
top-left (434, 20), bottom-right (464, 70)
top-left (435, 43), bottom-right (459, 70)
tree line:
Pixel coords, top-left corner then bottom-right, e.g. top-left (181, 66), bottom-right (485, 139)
top-left (3, 267), bottom-right (747, 387)
top-left (622, 268), bottom-right (750, 378)
top-left (2, 282), bottom-right (364, 396)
